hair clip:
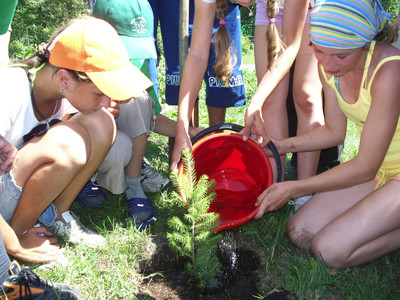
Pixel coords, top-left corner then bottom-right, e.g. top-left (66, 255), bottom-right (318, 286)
top-left (219, 20), bottom-right (226, 25)
top-left (268, 18), bottom-right (276, 24)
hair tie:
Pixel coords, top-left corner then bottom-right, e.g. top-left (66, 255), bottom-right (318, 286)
top-left (268, 18), bottom-right (276, 24)
top-left (219, 20), bottom-right (226, 25)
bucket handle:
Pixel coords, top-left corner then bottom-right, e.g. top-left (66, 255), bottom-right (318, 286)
top-left (191, 123), bottom-right (282, 183)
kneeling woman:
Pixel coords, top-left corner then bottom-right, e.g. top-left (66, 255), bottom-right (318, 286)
top-left (254, 0), bottom-right (400, 268)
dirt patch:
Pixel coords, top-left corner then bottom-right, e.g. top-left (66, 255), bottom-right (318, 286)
top-left (136, 234), bottom-right (271, 299)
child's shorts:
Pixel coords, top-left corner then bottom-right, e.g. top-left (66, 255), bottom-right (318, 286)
top-left (0, 172), bottom-right (56, 226)
top-left (154, 0), bottom-right (246, 108)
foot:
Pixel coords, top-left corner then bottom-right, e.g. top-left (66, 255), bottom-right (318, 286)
top-left (140, 158), bottom-right (170, 193)
top-left (126, 197), bottom-right (157, 230)
top-left (288, 195), bottom-right (312, 212)
top-left (48, 211), bottom-right (106, 248)
top-left (0, 260), bottom-right (81, 299)
top-left (76, 178), bottom-right (108, 208)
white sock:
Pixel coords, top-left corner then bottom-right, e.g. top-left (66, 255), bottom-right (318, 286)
top-left (125, 176), bottom-right (146, 199)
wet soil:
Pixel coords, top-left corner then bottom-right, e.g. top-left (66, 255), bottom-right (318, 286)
top-left (135, 234), bottom-right (297, 300)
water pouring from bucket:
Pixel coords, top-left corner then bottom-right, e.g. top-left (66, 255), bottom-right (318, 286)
top-left (178, 123), bottom-right (282, 233)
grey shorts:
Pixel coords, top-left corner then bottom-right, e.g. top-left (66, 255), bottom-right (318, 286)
top-left (0, 171), bottom-right (56, 226)
top-left (116, 90), bottom-right (155, 139)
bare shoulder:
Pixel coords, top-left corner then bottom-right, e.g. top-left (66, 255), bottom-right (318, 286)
top-left (370, 43), bottom-right (400, 78)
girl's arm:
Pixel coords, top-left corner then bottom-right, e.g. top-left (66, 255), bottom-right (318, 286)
top-left (273, 66), bottom-right (347, 155)
top-left (171, 0), bottom-right (216, 170)
top-left (0, 136), bottom-right (17, 175)
top-left (255, 58), bottom-right (400, 216)
top-left (0, 214), bottom-right (64, 263)
top-left (242, 0), bottom-right (309, 143)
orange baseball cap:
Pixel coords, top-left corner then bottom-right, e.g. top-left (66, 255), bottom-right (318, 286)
top-left (47, 17), bottom-right (152, 100)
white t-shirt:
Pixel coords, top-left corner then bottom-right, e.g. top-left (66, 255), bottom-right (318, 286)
top-left (0, 67), bottom-right (68, 148)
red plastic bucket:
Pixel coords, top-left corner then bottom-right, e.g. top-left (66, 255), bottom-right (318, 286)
top-left (178, 123), bottom-right (282, 233)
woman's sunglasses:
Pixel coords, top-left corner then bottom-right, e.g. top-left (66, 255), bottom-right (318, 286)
top-left (22, 118), bottom-right (62, 144)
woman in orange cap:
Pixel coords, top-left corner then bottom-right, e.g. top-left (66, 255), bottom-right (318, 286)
top-left (0, 17), bottom-right (152, 255)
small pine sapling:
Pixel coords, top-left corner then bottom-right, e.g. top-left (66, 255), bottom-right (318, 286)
top-left (167, 150), bottom-right (222, 288)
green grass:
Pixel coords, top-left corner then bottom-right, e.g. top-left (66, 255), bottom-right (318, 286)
top-left (26, 58), bottom-right (400, 299)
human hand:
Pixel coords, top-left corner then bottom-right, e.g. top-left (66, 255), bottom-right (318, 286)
top-left (14, 226), bottom-right (64, 263)
top-left (0, 136), bottom-right (18, 175)
top-left (254, 181), bottom-right (294, 219)
top-left (107, 100), bottom-right (120, 119)
top-left (242, 103), bottom-right (270, 147)
top-left (170, 130), bottom-right (192, 171)
top-left (188, 126), bottom-right (204, 139)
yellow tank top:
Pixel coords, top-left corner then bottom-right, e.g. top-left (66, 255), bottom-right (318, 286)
top-left (321, 41), bottom-right (400, 187)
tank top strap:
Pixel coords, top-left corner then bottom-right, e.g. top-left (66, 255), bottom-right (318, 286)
top-left (366, 53), bottom-right (400, 92)
top-left (360, 40), bottom-right (376, 89)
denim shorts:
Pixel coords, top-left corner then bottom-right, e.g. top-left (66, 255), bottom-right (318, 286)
top-left (0, 171), bottom-right (56, 226)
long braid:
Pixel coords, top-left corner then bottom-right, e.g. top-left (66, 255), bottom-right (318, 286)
top-left (214, 0), bottom-right (233, 86)
top-left (266, 0), bottom-right (285, 70)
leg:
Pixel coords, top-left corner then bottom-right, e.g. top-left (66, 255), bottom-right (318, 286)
top-left (311, 180), bottom-right (400, 268)
top-left (0, 230), bottom-right (11, 284)
top-left (287, 180), bottom-right (375, 250)
top-left (255, 24), bottom-right (289, 175)
top-left (97, 130), bottom-right (132, 195)
top-left (9, 109), bottom-right (116, 235)
top-left (293, 24), bottom-right (324, 180)
top-left (207, 106), bottom-right (226, 126)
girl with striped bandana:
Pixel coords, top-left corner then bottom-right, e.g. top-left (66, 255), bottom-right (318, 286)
top-left (254, 0), bottom-right (400, 268)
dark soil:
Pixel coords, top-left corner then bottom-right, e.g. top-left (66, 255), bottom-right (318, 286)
top-left (136, 234), bottom-right (298, 300)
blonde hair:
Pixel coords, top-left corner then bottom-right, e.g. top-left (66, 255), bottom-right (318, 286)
top-left (214, 0), bottom-right (235, 86)
top-left (265, 0), bottom-right (286, 70)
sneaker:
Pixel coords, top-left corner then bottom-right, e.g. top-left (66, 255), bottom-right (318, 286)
top-left (48, 211), bottom-right (106, 248)
top-left (0, 260), bottom-right (80, 299)
top-left (126, 197), bottom-right (157, 230)
top-left (288, 195), bottom-right (313, 212)
top-left (140, 158), bottom-right (170, 193)
top-left (76, 177), bottom-right (107, 208)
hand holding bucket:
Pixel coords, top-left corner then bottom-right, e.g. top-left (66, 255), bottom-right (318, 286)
top-left (178, 123), bottom-right (282, 233)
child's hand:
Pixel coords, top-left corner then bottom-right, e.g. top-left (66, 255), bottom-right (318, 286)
top-left (107, 100), bottom-right (120, 119)
top-left (0, 136), bottom-right (18, 175)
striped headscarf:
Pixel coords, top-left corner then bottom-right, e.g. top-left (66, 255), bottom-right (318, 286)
top-left (310, 0), bottom-right (391, 49)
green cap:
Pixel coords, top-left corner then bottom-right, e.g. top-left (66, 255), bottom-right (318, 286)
top-left (92, 0), bottom-right (157, 60)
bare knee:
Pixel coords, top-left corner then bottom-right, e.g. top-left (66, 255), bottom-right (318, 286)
top-left (48, 110), bottom-right (116, 168)
top-left (311, 235), bottom-right (348, 269)
top-left (286, 214), bottom-right (314, 250)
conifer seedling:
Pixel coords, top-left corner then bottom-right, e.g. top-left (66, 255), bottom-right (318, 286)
top-left (167, 150), bottom-right (222, 288)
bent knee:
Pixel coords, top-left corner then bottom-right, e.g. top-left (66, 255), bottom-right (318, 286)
top-left (311, 235), bottom-right (349, 269)
top-left (99, 131), bottom-right (132, 172)
top-left (46, 125), bottom-right (90, 167)
top-left (71, 109), bottom-right (116, 144)
top-left (286, 215), bottom-right (313, 250)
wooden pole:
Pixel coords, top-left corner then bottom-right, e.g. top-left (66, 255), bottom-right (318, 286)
top-left (179, 0), bottom-right (198, 127)
top-left (169, 0), bottom-right (191, 166)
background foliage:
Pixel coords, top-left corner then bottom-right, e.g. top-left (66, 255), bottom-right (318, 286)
top-left (10, 0), bottom-right (88, 60)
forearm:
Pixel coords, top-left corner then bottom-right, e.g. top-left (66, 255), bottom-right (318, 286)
top-left (0, 214), bottom-right (21, 257)
top-left (277, 124), bottom-right (345, 155)
top-left (176, 54), bottom-right (208, 134)
top-left (251, 44), bottom-right (301, 109)
top-left (153, 114), bottom-right (177, 137)
top-left (288, 158), bottom-right (378, 198)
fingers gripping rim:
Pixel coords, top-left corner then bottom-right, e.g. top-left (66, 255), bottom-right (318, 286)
top-left (190, 123), bottom-right (282, 182)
